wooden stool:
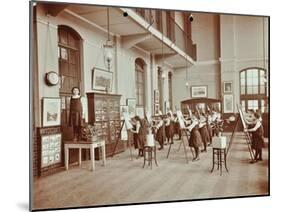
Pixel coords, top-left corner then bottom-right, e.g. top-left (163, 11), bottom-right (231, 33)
top-left (211, 148), bottom-right (229, 175)
top-left (143, 146), bottom-right (158, 169)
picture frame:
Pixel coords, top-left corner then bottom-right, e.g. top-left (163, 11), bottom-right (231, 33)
top-left (41, 133), bottom-right (62, 168)
top-left (223, 94), bottom-right (234, 113)
top-left (42, 97), bottom-right (61, 127)
top-left (223, 81), bottom-right (233, 93)
top-left (191, 85), bottom-right (208, 98)
top-left (154, 103), bottom-right (160, 115)
top-left (92, 68), bottom-right (113, 92)
top-left (164, 101), bottom-right (170, 114)
top-left (126, 98), bottom-right (136, 118)
top-left (154, 89), bottom-right (160, 103)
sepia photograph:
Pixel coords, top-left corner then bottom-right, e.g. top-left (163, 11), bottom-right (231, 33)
top-left (30, 1), bottom-right (269, 211)
top-left (191, 85), bottom-right (208, 98)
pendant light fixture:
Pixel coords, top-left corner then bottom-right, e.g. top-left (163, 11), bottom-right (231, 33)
top-left (104, 7), bottom-right (113, 70)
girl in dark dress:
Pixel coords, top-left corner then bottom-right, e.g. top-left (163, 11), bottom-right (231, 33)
top-left (198, 113), bottom-right (210, 152)
top-left (130, 116), bottom-right (146, 157)
top-left (206, 111), bottom-right (213, 146)
top-left (245, 112), bottom-right (264, 163)
top-left (155, 116), bottom-right (165, 150)
top-left (164, 113), bottom-right (174, 144)
top-left (187, 113), bottom-right (203, 161)
top-left (69, 87), bottom-right (83, 141)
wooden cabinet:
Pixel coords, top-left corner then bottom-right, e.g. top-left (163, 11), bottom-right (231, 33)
top-left (181, 98), bottom-right (222, 115)
top-left (87, 92), bottom-right (124, 159)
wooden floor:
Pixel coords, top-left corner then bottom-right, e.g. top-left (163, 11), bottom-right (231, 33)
top-left (33, 133), bottom-right (269, 210)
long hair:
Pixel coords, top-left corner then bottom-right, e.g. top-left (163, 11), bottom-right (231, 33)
top-left (134, 115), bottom-right (142, 127)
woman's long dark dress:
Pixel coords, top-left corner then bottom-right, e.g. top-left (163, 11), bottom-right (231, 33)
top-left (69, 97), bottom-right (83, 127)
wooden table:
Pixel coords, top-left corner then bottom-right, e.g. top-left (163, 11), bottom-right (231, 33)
top-left (64, 140), bottom-right (106, 171)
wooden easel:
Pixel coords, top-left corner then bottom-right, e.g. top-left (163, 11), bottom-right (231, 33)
top-left (111, 120), bottom-right (128, 156)
top-left (166, 128), bottom-right (192, 163)
top-left (226, 106), bottom-right (255, 160)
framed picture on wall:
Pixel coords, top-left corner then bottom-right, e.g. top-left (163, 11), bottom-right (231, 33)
top-left (42, 98), bottom-right (61, 127)
top-left (154, 89), bottom-right (159, 103)
top-left (126, 98), bottom-right (136, 118)
top-left (92, 68), bottom-right (113, 92)
top-left (191, 85), bottom-right (208, 98)
top-left (223, 94), bottom-right (234, 113)
top-left (223, 81), bottom-right (233, 93)
top-left (154, 103), bottom-right (160, 115)
top-left (165, 101), bottom-right (170, 114)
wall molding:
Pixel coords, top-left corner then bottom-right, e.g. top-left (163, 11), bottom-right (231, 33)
top-left (219, 57), bottom-right (269, 63)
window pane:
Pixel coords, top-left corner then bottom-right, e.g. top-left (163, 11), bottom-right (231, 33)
top-left (252, 69), bottom-right (258, 78)
top-left (241, 86), bottom-right (246, 94)
top-left (247, 86), bottom-right (253, 94)
top-left (247, 69), bottom-right (253, 78)
top-left (252, 86), bottom-right (259, 94)
top-left (260, 70), bottom-right (266, 86)
top-left (252, 77), bottom-right (259, 86)
top-left (260, 85), bottom-right (265, 94)
top-left (247, 77), bottom-right (253, 86)
top-left (240, 77), bottom-right (245, 86)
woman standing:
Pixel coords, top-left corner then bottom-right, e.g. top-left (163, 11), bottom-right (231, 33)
top-left (198, 112), bottom-right (210, 152)
top-left (130, 116), bottom-right (145, 157)
top-left (245, 112), bottom-right (264, 163)
top-left (187, 113), bottom-right (203, 161)
top-left (164, 112), bottom-right (174, 145)
top-left (206, 110), bottom-right (213, 146)
top-left (155, 115), bottom-right (165, 150)
top-left (69, 87), bottom-right (83, 141)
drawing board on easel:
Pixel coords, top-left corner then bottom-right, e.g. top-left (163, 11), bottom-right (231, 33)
top-left (123, 111), bottom-right (133, 130)
top-left (176, 110), bottom-right (186, 129)
top-left (237, 104), bottom-right (246, 129)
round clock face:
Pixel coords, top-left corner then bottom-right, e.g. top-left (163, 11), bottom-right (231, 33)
top-left (46, 72), bottom-right (59, 85)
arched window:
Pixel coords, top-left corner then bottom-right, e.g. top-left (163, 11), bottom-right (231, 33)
top-left (135, 58), bottom-right (145, 106)
top-left (240, 68), bottom-right (268, 112)
top-left (58, 25), bottom-right (81, 95)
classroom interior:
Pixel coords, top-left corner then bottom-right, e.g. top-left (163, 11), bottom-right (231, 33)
top-left (31, 2), bottom-right (269, 210)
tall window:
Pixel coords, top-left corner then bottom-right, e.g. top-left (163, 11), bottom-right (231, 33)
top-left (135, 58), bottom-right (145, 106)
top-left (240, 68), bottom-right (268, 113)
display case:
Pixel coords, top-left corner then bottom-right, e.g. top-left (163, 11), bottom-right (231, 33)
top-left (87, 92), bottom-right (124, 159)
top-left (181, 98), bottom-right (222, 115)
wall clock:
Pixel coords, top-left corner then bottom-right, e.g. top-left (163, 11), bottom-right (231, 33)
top-left (45, 71), bottom-right (59, 86)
